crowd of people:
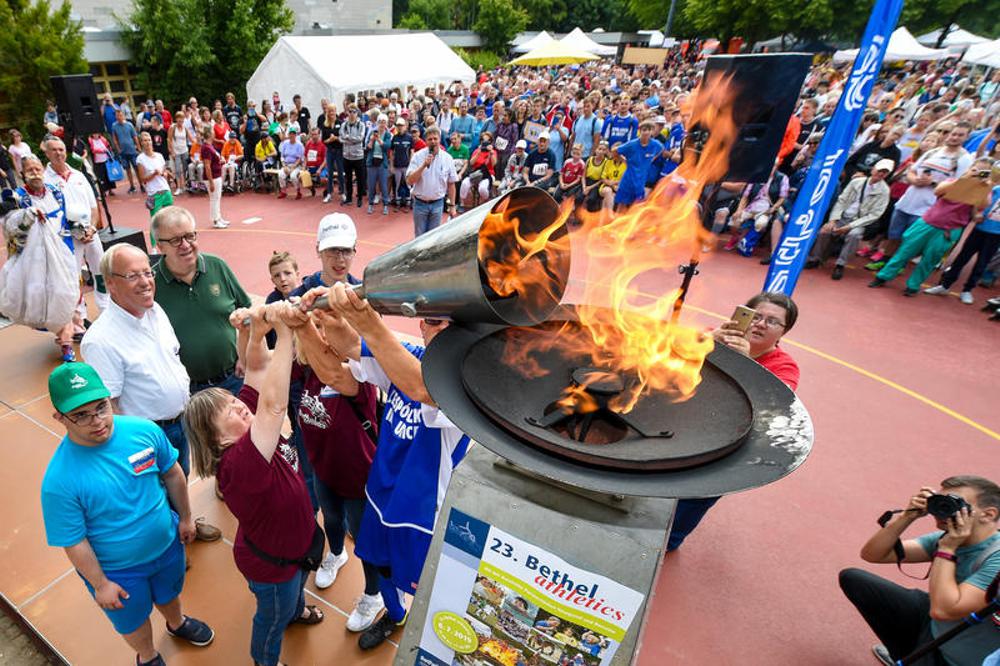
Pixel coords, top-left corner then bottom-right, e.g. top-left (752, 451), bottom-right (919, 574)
top-left (2, 44), bottom-right (998, 666)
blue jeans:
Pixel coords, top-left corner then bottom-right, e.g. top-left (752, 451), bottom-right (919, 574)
top-left (314, 480), bottom-right (380, 595)
top-left (160, 420), bottom-right (190, 477)
top-left (668, 497), bottom-right (720, 551)
top-left (190, 370), bottom-right (243, 397)
top-left (413, 197), bottom-right (444, 237)
top-left (325, 149), bottom-right (343, 195)
top-left (247, 569), bottom-right (306, 666)
top-left (367, 164), bottom-right (389, 205)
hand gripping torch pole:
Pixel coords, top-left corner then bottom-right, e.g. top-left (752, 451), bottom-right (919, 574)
top-left (242, 283), bottom-right (366, 327)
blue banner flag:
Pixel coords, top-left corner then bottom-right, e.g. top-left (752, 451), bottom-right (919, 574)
top-left (763, 0), bottom-right (905, 295)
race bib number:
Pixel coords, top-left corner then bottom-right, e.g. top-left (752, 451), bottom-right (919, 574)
top-left (532, 163), bottom-right (548, 176)
top-left (307, 150), bottom-right (318, 162)
top-left (494, 136), bottom-right (509, 151)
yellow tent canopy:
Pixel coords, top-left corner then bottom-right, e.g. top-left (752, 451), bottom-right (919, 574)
top-left (508, 40), bottom-right (600, 66)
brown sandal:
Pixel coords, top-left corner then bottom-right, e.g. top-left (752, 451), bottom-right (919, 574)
top-left (291, 605), bottom-right (324, 625)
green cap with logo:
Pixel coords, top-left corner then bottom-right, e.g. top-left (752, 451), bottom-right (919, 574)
top-left (48, 362), bottom-right (111, 414)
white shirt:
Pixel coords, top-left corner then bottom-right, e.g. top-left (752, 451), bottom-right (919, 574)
top-left (136, 152), bottom-right (170, 195)
top-left (43, 164), bottom-right (96, 227)
top-left (81, 300), bottom-right (190, 420)
top-left (406, 147), bottom-right (458, 201)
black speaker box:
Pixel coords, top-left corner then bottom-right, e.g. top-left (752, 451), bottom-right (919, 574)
top-left (99, 226), bottom-right (148, 255)
top-left (697, 54), bottom-right (812, 183)
top-left (50, 74), bottom-right (104, 137)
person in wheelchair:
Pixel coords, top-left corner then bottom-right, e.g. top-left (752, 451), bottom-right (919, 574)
top-left (221, 132), bottom-right (244, 193)
top-left (459, 131), bottom-right (497, 210)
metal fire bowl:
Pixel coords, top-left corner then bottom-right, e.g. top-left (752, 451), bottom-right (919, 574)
top-left (423, 306), bottom-right (814, 499)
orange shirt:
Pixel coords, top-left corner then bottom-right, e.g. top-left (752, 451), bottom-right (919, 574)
top-left (222, 140), bottom-right (244, 161)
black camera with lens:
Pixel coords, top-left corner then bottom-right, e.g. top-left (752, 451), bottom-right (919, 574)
top-left (926, 493), bottom-right (972, 519)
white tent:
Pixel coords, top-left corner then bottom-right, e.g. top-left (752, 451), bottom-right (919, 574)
top-left (246, 33), bottom-right (475, 113)
top-left (559, 27), bottom-right (618, 57)
top-left (833, 27), bottom-right (949, 63)
top-left (513, 31), bottom-right (555, 54)
top-left (917, 26), bottom-right (988, 49)
top-left (962, 39), bottom-right (1000, 68)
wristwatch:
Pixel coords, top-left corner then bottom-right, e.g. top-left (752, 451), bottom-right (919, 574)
top-left (934, 550), bottom-right (957, 563)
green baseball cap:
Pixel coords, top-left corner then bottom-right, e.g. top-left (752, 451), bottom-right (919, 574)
top-left (48, 362), bottom-right (111, 414)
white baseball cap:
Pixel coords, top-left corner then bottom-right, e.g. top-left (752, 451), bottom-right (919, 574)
top-left (317, 213), bottom-right (357, 251)
top-left (537, 131), bottom-right (550, 141)
top-left (873, 159), bottom-right (895, 172)
top-left (515, 139), bottom-right (527, 149)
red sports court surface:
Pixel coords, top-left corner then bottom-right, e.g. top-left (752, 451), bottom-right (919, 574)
top-left (0, 188), bottom-right (997, 665)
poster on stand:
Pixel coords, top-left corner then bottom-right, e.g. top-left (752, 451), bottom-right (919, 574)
top-left (414, 508), bottom-right (645, 666)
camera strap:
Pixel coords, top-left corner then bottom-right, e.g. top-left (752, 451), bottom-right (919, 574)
top-left (877, 509), bottom-right (932, 580)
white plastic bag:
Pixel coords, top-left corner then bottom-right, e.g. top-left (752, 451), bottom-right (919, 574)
top-left (0, 208), bottom-right (80, 330)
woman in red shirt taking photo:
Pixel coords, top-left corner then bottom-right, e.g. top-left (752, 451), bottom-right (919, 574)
top-left (459, 130), bottom-right (498, 209)
top-left (184, 303), bottom-right (324, 666)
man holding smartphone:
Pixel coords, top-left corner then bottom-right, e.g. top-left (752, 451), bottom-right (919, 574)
top-left (406, 126), bottom-right (458, 237)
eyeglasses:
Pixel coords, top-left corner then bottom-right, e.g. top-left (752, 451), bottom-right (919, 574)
top-left (111, 269), bottom-right (154, 283)
top-left (157, 231), bottom-right (198, 247)
top-left (321, 247), bottom-right (356, 258)
top-left (63, 399), bottom-right (111, 426)
top-left (751, 314), bottom-right (786, 329)
top-left (423, 318), bottom-right (445, 326)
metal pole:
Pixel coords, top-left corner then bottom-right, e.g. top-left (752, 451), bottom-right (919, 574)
top-left (664, 0), bottom-right (679, 37)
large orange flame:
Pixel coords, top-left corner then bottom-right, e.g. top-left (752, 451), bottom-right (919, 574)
top-left (487, 74), bottom-right (740, 416)
top-left (478, 195), bottom-right (571, 319)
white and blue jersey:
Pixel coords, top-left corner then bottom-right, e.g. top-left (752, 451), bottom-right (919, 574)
top-left (601, 113), bottom-right (639, 148)
top-left (350, 341), bottom-right (470, 593)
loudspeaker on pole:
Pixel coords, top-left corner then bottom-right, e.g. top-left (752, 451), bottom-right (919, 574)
top-left (50, 74), bottom-right (105, 137)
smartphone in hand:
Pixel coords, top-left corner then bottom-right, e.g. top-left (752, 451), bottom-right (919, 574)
top-left (731, 305), bottom-right (756, 333)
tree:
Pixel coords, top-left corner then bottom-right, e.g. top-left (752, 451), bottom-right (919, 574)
top-left (0, 0), bottom-right (86, 140)
top-left (118, 0), bottom-right (293, 106)
top-left (626, 0), bottom-right (695, 37)
top-left (475, 0), bottom-right (530, 55)
top-left (900, 0), bottom-right (991, 45)
top-left (516, 0), bottom-right (568, 32)
top-left (397, 0), bottom-right (453, 30)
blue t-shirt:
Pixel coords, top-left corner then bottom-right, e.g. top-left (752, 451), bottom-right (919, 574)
top-left (111, 122), bottom-right (138, 156)
top-left (618, 137), bottom-right (665, 192)
top-left (41, 416), bottom-right (178, 570)
top-left (450, 114), bottom-right (476, 148)
top-left (978, 186), bottom-right (1000, 235)
top-left (572, 114), bottom-right (603, 158)
top-left (102, 104), bottom-right (118, 132)
top-left (914, 530), bottom-right (1000, 665)
top-left (602, 114), bottom-right (639, 148)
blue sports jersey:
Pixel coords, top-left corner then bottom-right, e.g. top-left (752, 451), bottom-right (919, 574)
top-left (660, 124), bottom-right (685, 177)
top-left (350, 341), bottom-right (470, 592)
top-left (41, 415), bottom-right (179, 570)
top-left (602, 114), bottom-right (639, 148)
top-left (616, 137), bottom-right (665, 206)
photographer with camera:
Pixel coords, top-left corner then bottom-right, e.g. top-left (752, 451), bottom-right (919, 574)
top-left (839, 476), bottom-right (1000, 666)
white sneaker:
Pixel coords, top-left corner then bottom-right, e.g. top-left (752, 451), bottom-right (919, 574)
top-left (346, 593), bottom-right (384, 632)
top-left (323, 193), bottom-right (331, 203)
top-left (212, 219), bottom-right (230, 229)
top-left (173, 188), bottom-right (183, 196)
top-left (960, 291), bottom-right (974, 305)
top-left (923, 285), bottom-right (947, 295)
top-left (314, 550), bottom-right (348, 589)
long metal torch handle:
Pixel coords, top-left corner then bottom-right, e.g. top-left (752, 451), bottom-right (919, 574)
top-left (241, 283), bottom-right (365, 326)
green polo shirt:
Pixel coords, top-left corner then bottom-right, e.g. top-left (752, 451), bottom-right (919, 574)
top-left (154, 253), bottom-right (251, 383)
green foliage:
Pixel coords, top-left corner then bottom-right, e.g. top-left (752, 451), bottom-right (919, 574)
top-left (901, 0), bottom-right (995, 42)
top-left (0, 0), bottom-right (86, 140)
top-left (475, 0), bottom-right (530, 55)
top-left (626, 0), bottom-right (694, 37)
top-left (118, 0), bottom-right (293, 106)
top-left (455, 48), bottom-right (503, 71)
top-left (398, 0), bottom-right (453, 30)
top-left (516, 0), bottom-right (568, 31)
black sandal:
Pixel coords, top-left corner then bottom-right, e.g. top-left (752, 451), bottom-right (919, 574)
top-left (291, 604), bottom-right (324, 625)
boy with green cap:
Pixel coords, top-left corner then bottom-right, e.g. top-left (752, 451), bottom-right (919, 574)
top-left (41, 362), bottom-right (215, 666)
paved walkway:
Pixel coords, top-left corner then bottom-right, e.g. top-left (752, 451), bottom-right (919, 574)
top-left (1, 187), bottom-right (997, 665)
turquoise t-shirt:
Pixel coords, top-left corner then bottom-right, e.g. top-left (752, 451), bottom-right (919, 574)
top-left (41, 415), bottom-right (178, 570)
top-left (915, 530), bottom-right (1000, 665)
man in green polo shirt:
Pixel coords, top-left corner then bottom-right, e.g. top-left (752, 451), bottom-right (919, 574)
top-left (152, 206), bottom-right (251, 394)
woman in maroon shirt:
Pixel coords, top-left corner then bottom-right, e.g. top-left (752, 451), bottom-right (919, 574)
top-left (291, 312), bottom-right (385, 632)
top-left (184, 303), bottom-right (323, 666)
